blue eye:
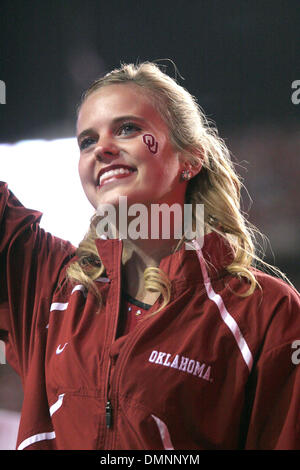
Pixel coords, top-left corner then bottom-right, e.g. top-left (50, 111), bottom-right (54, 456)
top-left (118, 122), bottom-right (141, 136)
top-left (79, 137), bottom-right (96, 150)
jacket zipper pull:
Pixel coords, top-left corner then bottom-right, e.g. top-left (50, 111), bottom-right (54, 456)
top-left (106, 400), bottom-right (113, 428)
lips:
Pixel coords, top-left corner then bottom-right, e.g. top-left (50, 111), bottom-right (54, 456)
top-left (97, 164), bottom-right (137, 187)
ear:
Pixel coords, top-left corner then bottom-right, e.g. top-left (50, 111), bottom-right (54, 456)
top-left (190, 158), bottom-right (203, 178)
top-left (179, 149), bottom-right (203, 179)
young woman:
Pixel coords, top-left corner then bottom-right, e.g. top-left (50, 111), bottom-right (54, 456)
top-left (0, 61), bottom-right (299, 450)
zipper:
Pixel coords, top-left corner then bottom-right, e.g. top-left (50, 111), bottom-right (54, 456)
top-left (105, 399), bottom-right (113, 428)
top-left (103, 240), bottom-right (123, 440)
top-left (103, 239), bottom-right (164, 435)
top-left (104, 348), bottom-right (115, 433)
top-left (105, 360), bottom-right (113, 429)
top-left (104, 299), bottom-right (159, 434)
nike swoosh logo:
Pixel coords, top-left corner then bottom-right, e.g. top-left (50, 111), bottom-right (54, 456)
top-left (56, 343), bottom-right (68, 355)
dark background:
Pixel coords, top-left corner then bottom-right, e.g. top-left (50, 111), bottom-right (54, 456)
top-left (1, 0), bottom-right (300, 140)
top-left (0, 0), bottom-right (299, 434)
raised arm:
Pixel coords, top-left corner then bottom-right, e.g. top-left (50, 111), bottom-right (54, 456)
top-left (0, 182), bottom-right (75, 376)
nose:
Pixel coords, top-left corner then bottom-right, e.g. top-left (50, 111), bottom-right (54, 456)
top-left (93, 138), bottom-right (120, 162)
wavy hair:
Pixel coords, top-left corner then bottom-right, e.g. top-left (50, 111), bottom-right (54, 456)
top-left (66, 60), bottom-right (289, 313)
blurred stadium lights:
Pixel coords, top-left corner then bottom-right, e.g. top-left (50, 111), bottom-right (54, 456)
top-left (0, 138), bottom-right (94, 247)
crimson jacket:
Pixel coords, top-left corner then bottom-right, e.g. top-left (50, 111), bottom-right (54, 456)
top-left (0, 181), bottom-right (299, 450)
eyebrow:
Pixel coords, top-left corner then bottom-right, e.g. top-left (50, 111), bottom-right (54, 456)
top-left (76, 115), bottom-right (147, 142)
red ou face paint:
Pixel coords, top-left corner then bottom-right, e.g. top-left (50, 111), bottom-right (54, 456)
top-left (143, 134), bottom-right (158, 154)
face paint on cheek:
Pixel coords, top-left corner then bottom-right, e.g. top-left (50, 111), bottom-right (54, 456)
top-left (142, 133), bottom-right (158, 154)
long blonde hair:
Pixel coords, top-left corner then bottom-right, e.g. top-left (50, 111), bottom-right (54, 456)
top-left (66, 60), bottom-right (288, 313)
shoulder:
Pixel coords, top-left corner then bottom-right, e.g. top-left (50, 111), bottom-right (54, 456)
top-left (218, 268), bottom-right (300, 356)
top-left (255, 269), bottom-right (300, 339)
top-left (246, 270), bottom-right (300, 354)
top-left (224, 266), bottom-right (300, 310)
top-left (251, 268), bottom-right (300, 311)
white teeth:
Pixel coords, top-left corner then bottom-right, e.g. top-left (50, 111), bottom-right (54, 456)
top-left (99, 167), bottom-right (134, 186)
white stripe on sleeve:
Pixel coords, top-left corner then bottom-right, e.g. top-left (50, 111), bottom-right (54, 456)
top-left (71, 284), bottom-right (87, 296)
top-left (50, 302), bottom-right (69, 312)
top-left (95, 277), bottom-right (110, 283)
top-left (17, 431), bottom-right (56, 450)
top-left (50, 284), bottom-right (87, 312)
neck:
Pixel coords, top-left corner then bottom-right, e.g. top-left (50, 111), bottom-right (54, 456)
top-left (121, 236), bottom-right (178, 304)
top-left (100, 200), bottom-right (186, 303)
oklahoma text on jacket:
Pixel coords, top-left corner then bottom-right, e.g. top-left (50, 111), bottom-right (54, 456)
top-left (148, 350), bottom-right (213, 382)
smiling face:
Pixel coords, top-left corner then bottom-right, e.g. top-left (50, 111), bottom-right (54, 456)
top-left (76, 83), bottom-right (188, 212)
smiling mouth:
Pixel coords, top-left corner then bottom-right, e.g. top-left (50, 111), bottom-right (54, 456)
top-left (98, 167), bottom-right (137, 187)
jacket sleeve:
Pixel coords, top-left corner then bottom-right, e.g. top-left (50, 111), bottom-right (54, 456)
top-left (243, 286), bottom-right (300, 449)
top-left (0, 181), bottom-right (76, 377)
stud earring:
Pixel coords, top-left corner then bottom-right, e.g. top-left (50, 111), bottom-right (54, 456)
top-left (181, 169), bottom-right (192, 181)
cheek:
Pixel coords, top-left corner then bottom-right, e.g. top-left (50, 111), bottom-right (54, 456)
top-left (142, 133), bottom-right (159, 155)
top-left (78, 157), bottom-right (91, 186)
top-left (78, 158), bottom-right (84, 181)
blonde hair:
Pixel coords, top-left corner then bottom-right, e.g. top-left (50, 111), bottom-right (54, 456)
top-left (66, 60), bottom-right (289, 313)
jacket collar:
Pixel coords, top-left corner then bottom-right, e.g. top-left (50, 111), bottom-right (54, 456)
top-left (95, 232), bottom-right (233, 286)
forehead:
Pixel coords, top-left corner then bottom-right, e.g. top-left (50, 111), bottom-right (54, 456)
top-left (76, 83), bottom-right (165, 133)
